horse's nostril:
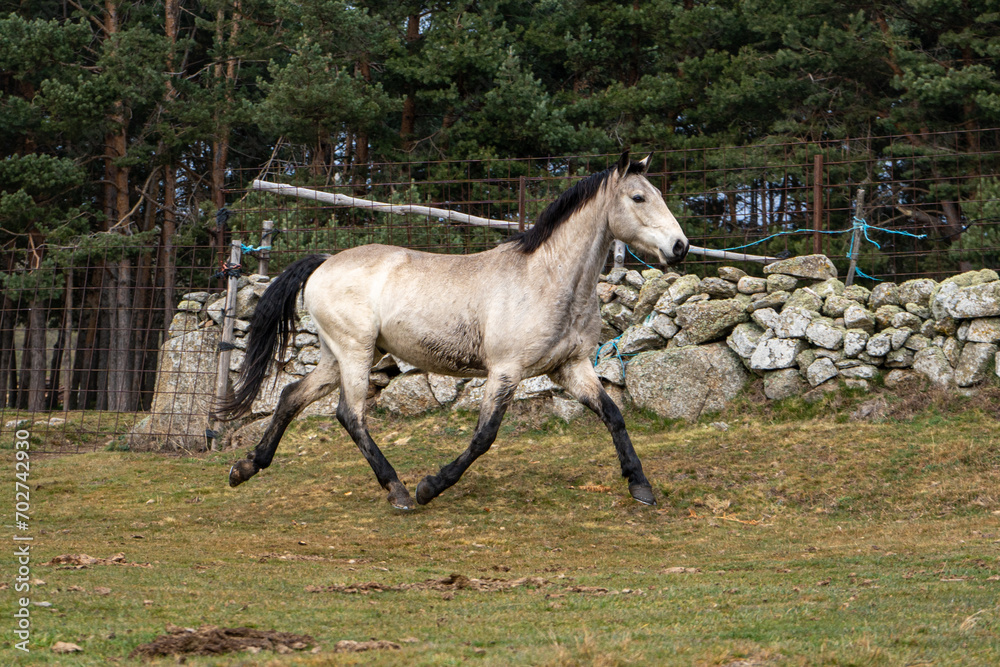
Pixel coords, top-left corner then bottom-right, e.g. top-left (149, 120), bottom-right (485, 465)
top-left (673, 239), bottom-right (688, 261)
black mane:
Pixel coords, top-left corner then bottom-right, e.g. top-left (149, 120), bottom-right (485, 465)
top-left (505, 160), bottom-right (646, 254)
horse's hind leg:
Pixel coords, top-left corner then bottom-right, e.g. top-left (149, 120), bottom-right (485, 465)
top-left (335, 355), bottom-right (414, 510)
top-left (415, 369), bottom-right (518, 505)
top-left (550, 358), bottom-right (655, 505)
top-left (229, 356), bottom-right (340, 487)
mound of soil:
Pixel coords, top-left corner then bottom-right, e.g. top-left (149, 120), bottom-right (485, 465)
top-left (129, 625), bottom-right (314, 659)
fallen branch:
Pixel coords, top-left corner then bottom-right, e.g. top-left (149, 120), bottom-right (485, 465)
top-left (250, 179), bottom-right (777, 263)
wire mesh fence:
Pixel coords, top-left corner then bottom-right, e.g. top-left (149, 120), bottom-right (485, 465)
top-left (3, 129), bottom-right (999, 452)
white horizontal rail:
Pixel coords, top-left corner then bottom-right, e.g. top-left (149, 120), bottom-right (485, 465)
top-left (251, 179), bottom-right (776, 264)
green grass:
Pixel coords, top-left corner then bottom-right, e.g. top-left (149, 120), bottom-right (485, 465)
top-left (2, 400), bottom-right (1000, 666)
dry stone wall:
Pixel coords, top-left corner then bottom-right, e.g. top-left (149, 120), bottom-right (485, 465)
top-left (140, 256), bottom-right (1000, 449)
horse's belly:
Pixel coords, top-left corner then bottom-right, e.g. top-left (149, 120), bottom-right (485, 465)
top-left (376, 324), bottom-right (488, 378)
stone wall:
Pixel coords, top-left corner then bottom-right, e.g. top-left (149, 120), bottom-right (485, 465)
top-left (138, 256), bottom-right (1000, 448)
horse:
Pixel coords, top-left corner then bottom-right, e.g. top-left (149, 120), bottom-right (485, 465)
top-left (216, 150), bottom-right (688, 510)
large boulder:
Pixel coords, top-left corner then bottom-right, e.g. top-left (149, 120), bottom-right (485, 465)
top-left (130, 327), bottom-right (220, 450)
top-left (940, 281), bottom-right (1000, 319)
top-left (625, 343), bottom-right (750, 421)
top-left (379, 373), bottom-right (441, 416)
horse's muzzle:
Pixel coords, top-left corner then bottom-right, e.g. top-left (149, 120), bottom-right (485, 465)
top-left (660, 240), bottom-right (689, 265)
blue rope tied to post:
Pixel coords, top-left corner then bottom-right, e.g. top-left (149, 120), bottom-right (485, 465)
top-left (241, 243), bottom-right (271, 254)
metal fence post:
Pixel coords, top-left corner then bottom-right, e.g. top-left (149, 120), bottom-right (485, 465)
top-left (813, 153), bottom-right (823, 255)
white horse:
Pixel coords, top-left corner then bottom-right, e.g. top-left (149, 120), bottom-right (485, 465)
top-left (218, 151), bottom-right (688, 509)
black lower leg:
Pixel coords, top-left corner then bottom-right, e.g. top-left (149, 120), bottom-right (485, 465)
top-left (229, 382), bottom-right (302, 487)
top-left (416, 405), bottom-right (506, 505)
top-left (594, 391), bottom-right (654, 505)
top-left (337, 403), bottom-right (413, 509)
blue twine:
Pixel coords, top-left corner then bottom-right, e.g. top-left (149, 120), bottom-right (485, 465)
top-left (626, 245), bottom-right (657, 271)
top-left (711, 218), bottom-right (927, 254)
top-left (241, 243), bottom-right (272, 254)
top-left (594, 334), bottom-right (626, 370)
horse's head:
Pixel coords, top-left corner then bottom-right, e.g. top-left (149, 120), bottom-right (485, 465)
top-left (607, 151), bottom-right (689, 266)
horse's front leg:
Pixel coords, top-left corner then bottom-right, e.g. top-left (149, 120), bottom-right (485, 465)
top-left (415, 370), bottom-right (518, 505)
top-left (550, 358), bottom-right (656, 505)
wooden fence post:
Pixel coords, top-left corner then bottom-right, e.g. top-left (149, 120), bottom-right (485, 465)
top-left (845, 188), bottom-right (866, 287)
top-left (211, 239), bottom-right (241, 451)
top-left (258, 219), bottom-right (274, 277)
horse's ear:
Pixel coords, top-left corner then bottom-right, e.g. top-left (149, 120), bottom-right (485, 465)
top-left (638, 154), bottom-right (651, 174)
top-left (616, 150), bottom-right (631, 179)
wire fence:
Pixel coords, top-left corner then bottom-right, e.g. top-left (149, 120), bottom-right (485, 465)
top-left (3, 129), bottom-right (999, 452)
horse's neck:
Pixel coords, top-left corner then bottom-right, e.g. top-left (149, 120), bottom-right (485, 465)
top-left (532, 200), bottom-right (613, 299)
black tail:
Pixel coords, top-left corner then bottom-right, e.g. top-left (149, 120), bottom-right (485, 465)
top-left (214, 254), bottom-right (329, 420)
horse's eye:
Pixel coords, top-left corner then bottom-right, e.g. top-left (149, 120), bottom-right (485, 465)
top-left (631, 194), bottom-right (645, 203)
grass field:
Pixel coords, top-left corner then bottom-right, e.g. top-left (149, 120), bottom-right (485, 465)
top-left (3, 388), bottom-right (1000, 665)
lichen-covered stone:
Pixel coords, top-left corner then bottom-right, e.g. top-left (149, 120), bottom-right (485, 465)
top-left (737, 276), bottom-right (767, 294)
top-left (868, 283), bottom-right (899, 309)
top-left (938, 279), bottom-right (1000, 319)
top-left (632, 275), bottom-right (672, 321)
top-left (766, 274), bottom-right (798, 293)
top-left (648, 313), bottom-right (679, 340)
top-left (625, 344), bottom-right (750, 421)
top-left (912, 347), bottom-right (954, 387)
top-left (727, 322), bottom-right (765, 359)
top-left (891, 311), bottom-right (922, 330)
top-left (595, 357), bottom-right (626, 385)
top-left (843, 329), bottom-right (869, 358)
top-left (698, 277), bottom-right (738, 299)
top-left (750, 338), bottom-right (808, 370)
top-left (764, 369), bottom-right (808, 400)
top-left (784, 288), bottom-right (824, 312)
top-left (601, 302), bottom-right (633, 332)
top-left (865, 332), bottom-right (892, 357)
top-left (613, 284), bottom-right (640, 309)
top-left (772, 306), bottom-right (814, 339)
top-left (805, 319), bottom-right (844, 350)
top-left (379, 373), bottom-right (442, 416)
top-left (617, 325), bottom-right (665, 354)
top-left (822, 295), bottom-right (854, 318)
top-left (667, 274), bottom-right (701, 306)
top-left (954, 343), bottom-right (997, 387)
top-left (897, 279), bottom-right (936, 307)
top-left (843, 304), bottom-right (876, 333)
top-left (843, 284), bottom-right (871, 304)
top-left (885, 348), bottom-right (915, 368)
top-left (966, 317), bottom-right (1000, 343)
top-left (673, 299), bottom-right (749, 346)
top-left (718, 266), bottom-right (747, 282)
top-left (806, 357), bottom-right (838, 386)
top-left (874, 305), bottom-right (904, 330)
top-left (749, 290), bottom-right (790, 312)
top-left (763, 254), bottom-right (838, 280)
top-left (811, 278), bottom-right (845, 299)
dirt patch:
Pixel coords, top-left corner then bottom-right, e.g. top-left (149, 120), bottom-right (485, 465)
top-left (129, 625), bottom-right (315, 659)
top-left (44, 553), bottom-right (151, 569)
top-left (305, 573), bottom-right (645, 597)
top-left (335, 639), bottom-right (401, 652)
top-left (306, 573), bottom-right (549, 594)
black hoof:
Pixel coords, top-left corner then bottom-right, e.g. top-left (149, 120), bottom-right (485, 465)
top-left (629, 483), bottom-right (657, 506)
top-left (387, 481), bottom-right (415, 510)
top-left (415, 477), bottom-right (437, 505)
top-left (229, 459), bottom-right (258, 487)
